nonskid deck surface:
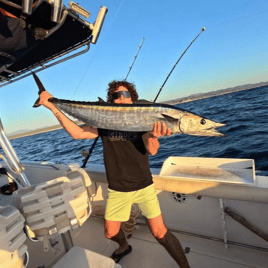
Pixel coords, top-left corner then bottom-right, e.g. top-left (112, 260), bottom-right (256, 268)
top-left (3, 197), bottom-right (268, 268)
top-left (70, 217), bottom-right (267, 268)
top-left (14, 213), bottom-right (268, 268)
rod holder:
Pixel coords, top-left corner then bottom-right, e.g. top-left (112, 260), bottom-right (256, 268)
top-left (21, 0), bottom-right (33, 17)
top-left (91, 6), bottom-right (108, 44)
top-left (51, 0), bottom-right (63, 23)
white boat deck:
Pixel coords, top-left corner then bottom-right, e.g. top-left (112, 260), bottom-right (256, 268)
top-left (1, 161), bottom-right (268, 268)
top-left (25, 216), bottom-right (268, 268)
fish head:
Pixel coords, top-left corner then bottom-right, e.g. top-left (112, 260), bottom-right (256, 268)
top-left (179, 113), bottom-right (226, 137)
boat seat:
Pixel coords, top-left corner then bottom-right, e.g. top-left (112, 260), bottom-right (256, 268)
top-left (52, 246), bottom-right (121, 268)
top-left (12, 168), bottom-right (93, 251)
top-left (0, 205), bottom-right (28, 268)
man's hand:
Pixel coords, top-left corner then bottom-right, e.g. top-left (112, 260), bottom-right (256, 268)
top-left (143, 122), bottom-right (171, 156)
top-left (150, 122), bottom-right (172, 138)
top-left (39, 91), bottom-right (55, 110)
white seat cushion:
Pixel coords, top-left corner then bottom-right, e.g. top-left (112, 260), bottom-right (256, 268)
top-left (0, 205), bottom-right (27, 268)
top-left (12, 168), bottom-right (92, 251)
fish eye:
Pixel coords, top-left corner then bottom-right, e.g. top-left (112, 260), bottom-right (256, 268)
top-left (200, 119), bottom-right (206, 125)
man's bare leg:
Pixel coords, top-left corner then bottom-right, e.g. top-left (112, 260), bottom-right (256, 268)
top-left (148, 214), bottom-right (190, 268)
top-left (105, 220), bottom-right (129, 254)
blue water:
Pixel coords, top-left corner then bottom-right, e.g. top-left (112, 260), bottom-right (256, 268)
top-left (2, 86), bottom-right (268, 176)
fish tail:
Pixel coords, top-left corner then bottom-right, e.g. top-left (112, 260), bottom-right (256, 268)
top-left (33, 97), bottom-right (41, 108)
top-left (32, 72), bottom-right (46, 108)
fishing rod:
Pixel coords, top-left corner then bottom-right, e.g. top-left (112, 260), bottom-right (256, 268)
top-left (154, 27), bottom-right (205, 102)
top-left (125, 38), bottom-right (145, 80)
top-left (81, 28), bottom-right (205, 167)
top-left (81, 38), bottom-right (145, 168)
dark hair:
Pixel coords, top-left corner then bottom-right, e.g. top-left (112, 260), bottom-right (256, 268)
top-left (107, 80), bottom-right (139, 103)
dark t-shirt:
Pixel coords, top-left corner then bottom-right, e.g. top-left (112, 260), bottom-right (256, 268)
top-left (98, 129), bottom-right (153, 192)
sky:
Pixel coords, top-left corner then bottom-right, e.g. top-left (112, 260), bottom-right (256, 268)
top-left (1, 0), bottom-right (268, 134)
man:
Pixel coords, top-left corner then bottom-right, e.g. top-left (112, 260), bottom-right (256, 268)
top-left (39, 80), bottom-right (190, 267)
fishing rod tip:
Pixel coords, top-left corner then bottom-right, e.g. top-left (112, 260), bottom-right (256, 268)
top-left (202, 27), bottom-right (206, 31)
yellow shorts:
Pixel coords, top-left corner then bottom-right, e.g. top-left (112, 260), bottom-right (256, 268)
top-left (105, 184), bottom-right (161, 222)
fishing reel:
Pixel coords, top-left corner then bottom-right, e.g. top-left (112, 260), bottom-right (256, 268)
top-left (81, 149), bottom-right (90, 158)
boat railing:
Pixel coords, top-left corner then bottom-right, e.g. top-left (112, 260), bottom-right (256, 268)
top-left (0, 118), bottom-right (30, 187)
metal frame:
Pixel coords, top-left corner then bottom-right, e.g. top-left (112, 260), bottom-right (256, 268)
top-left (0, 4), bottom-right (107, 88)
top-left (0, 52), bottom-right (16, 73)
top-left (0, 38), bottom-right (91, 87)
top-left (0, 0), bottom-right (63, 21)
top-left (0, 119), bottom-right (30, 186)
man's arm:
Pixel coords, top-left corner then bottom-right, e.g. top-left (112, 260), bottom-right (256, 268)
top-left (142, 122), bottom-right (171, 156)
top-left (39, 91), bottom-right (98, 139)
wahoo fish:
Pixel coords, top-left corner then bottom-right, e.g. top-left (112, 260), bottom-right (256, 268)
top-left (32, 73), bottom-right (226, 137)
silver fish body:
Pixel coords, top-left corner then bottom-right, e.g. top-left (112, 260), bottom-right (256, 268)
top-left (32, 72), bottom-right (226, 137)
top-left (51, 98), bottom-right (226, 137)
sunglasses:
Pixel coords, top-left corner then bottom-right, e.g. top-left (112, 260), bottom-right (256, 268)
top-left (112, 91), bottom-right (131, 100)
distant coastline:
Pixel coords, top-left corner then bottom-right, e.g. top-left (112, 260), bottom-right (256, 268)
top-left (8, 81), bottom-right (268, 140)
top-left (8, 121), bottom-right (83, 140)
top-left (162, 81), bottom-right (268, 105)
top-left (8, 124), bottom-right (64, 140)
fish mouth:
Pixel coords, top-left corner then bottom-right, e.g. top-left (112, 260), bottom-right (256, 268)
top-left (184, 122), bottom-right (226, 137)
top-left (204, 123), bottom-right (226, 137)
top-left (204, 128), bottom-right (226, 137)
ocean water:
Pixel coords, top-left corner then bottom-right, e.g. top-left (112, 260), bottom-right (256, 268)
top-left (2, 86), bottom-right (268, 176)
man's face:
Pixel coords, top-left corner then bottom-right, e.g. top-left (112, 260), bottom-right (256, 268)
top-left (113, 86), bottom-right (133, 104)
